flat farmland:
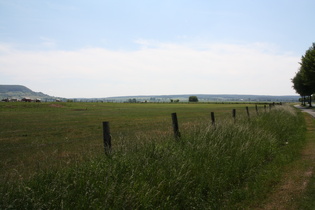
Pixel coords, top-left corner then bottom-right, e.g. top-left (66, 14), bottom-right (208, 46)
top-left (0, 102), bottom-right (308, 209)
top-left (0, 102), bottom-right (255, 180)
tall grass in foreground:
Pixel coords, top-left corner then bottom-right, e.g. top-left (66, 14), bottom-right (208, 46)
top-left (1, 105), bottom-right (306, 209)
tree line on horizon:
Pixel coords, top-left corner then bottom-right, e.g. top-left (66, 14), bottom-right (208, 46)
top-left (292, 43), bottom-right (315, 107)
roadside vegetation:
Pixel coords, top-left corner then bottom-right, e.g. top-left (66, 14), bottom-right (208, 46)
top-left (0, 102), bottom-right (306, 209)
top-left (296, 114), bottom-right (315, 210)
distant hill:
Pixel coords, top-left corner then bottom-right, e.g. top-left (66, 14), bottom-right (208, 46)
top-left (98, 94), bottom-right (300, 103)
top-left (1, 85), bottom-right (300, 102)
top-left (0, 85), bottom-right (55, 100)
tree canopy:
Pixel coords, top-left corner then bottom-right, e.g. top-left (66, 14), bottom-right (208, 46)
top-left (188, 96), bottom-right (198, 102)
top-left (292, 43), bottom-right (315, 107)
top-left (300, 43), bottom-right (315, 92)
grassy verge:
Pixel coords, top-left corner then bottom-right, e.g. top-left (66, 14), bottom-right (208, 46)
top-left (297, 114), bottom-right (315, 209)
top-left (300, 176), bottom-right (315, 209)
top-left (0, 104), bottom-right (307, 209)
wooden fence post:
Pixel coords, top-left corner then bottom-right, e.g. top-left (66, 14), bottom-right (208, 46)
top-left (255, 104), bottom-right (258, 115)
top-left (102, 121), bottom-right (111, 153)
top-left (232, 109), bottom-right (236, 123)
top-left (211, 112), bottom-right (215, 126)
top-left (171, 113), bottom-right (181, 140)
top-left (246, 106), bottom-right (250, 120)
top-left (264, 105), bottom-right (267, 112)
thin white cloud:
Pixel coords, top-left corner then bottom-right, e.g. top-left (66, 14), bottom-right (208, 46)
top-left (0, 41), bottom-right (300, 98)
top-left (40, 37), bottom-right (56, 48)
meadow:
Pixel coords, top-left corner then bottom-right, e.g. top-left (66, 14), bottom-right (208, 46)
top-left (0, 102), bottom-right (253, 180)
top-left (0, 102), bottom-right (306, 209)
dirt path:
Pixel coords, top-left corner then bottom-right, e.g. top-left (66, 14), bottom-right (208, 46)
top-left (294, 105), bottom-right (315, 118)
top-left (256, 109), bottom-right (315, 209)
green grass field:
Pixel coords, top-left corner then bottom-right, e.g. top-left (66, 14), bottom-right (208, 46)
top-left (0, 102), bottom-right (255, 180)
top-left (0, 102), bottom-right (307, 209)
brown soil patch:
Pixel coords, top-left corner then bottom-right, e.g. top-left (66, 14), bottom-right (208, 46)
top-left (255, 113), bottom-right (315, 210)
top-left (49, 104), bottom-right (64, 108)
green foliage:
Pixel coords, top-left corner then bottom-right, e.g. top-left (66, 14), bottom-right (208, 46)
top-left (128, 98), bottom-right (137, 103)
top-left (0, 104), bottom-right (306, 209)
top-left (292, 43), bottom-right (315, 106)
top-left (300, 43), bottom-right (315, 92)
top-left (292, 71), bottom-right (313, 97)
top-left (170, 99), bottom-right (180, 103)
top-left (189, 95), bottom-right (198, 102)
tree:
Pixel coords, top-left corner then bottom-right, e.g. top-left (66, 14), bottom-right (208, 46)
top-left (298, 43), bottom-right (315, 107)
top-left (300, 43), bottom-right (315, 90)
top-left (188, 96), bottom-right (198, 102)
top-left (128, 98), bottom-right (137, 103)
top-left (292, 70), bottom-right (312, 106)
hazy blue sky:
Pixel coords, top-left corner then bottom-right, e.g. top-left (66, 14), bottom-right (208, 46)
top-left (1, 0), bottom-right (314, 98)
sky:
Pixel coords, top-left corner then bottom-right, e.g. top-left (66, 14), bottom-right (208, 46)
top-left (0, 0), bottom-right (314, 98)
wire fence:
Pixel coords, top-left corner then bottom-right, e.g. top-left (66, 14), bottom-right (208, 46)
top-left (0, 103), bottom-right (280, 153)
